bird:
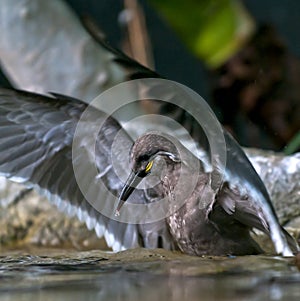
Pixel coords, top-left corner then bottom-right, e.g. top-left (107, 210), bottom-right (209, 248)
top-left (0, 86), bottom-right (298, 257)
top-left (0, 24), bottom-right (298, 256)
top-left (116, 132), bottom-right (298, 256)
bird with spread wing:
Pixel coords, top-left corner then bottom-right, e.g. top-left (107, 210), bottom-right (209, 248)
top-left (0, 26), bottom-right (298, 256)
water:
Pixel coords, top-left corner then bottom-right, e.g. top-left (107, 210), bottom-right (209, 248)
top-left (0, 249), bottom-right (299, 301)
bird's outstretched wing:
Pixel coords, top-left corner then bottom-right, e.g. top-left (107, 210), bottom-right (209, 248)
top-left (0, 88), bottom-right (175, 251)
top-left (215, 131), bottom-right (299, 254)
top-left (81, 16), bottom-right (160, 81)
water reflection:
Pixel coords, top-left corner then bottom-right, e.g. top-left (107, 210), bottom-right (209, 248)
top-left (0, 250), bottom-right (299, 301)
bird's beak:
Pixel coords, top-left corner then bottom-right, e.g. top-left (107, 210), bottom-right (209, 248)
top-left (115, 171), bottom-right (143, 216)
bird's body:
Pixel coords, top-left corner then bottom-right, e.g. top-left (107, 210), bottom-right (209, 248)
top-left (117, 133), bottom-right (298, 256)
top-left (163, 169), bottom-right (263, 256)
top-left (152, 161), bottom-right (263, 256)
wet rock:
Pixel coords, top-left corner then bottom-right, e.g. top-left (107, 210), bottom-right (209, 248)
top-left (0, 0), bottom-right (126, 100)
top-left (246, 149), bottom-right (300, 226)
top-left (0, 248), bottom-right (298, 275)
top-left (0, 246), bottom-right (299, 300)
top-left (295, 252), bottom-right (300, 271)
top-left (0, 180), bottom-right (108, 250)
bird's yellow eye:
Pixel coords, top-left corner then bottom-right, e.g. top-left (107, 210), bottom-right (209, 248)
top-left (145, 160), bottom-right (153, 173)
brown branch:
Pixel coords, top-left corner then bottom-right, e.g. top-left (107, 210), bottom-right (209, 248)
top-left (122, 0), bottom-right (154, 69)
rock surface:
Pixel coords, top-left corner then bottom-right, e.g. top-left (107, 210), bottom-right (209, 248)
top-left (0, 0), bottom-right (126, 100)
top-left (0, 248), bottom-right (299, 301)
top-left (246, 149), bottom-right (300, 227)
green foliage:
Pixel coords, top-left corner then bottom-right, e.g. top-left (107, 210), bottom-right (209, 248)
top-left (284, 131), bottom-right (300, 155)
top-left (148, 0), bottom-right (255, 68)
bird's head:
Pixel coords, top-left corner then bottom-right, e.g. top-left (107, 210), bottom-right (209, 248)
top-left (115, 133), bottom-right (181, 215)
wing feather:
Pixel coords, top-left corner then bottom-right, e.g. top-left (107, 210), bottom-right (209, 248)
top-left (0, 88), bottom-right (173, 251)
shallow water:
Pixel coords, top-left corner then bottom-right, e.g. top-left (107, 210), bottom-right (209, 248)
top-left (0, 248), bottom-right (299, 301)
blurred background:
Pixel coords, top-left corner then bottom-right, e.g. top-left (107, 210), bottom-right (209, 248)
top-left (0, 0), bottom-right (299, 153)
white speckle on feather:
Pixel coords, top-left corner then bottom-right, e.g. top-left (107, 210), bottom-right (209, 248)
top-left (104, 230), bottom-right (115, 247)
top-left (95, 223), bottom-right (104, 237)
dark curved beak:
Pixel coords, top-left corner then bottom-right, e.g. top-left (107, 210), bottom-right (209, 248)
top-left (115, 171), bottom-right (143, 216)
